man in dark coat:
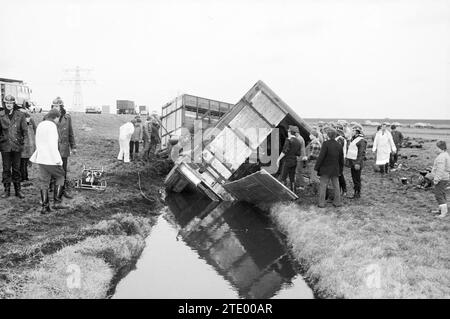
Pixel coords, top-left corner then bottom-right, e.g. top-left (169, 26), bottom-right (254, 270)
top-left (277, 126), bottom-right (302, 192)
top-left (0, 95), bottom-right (28, 198)
top-left (50, 97), bottom-right (76, 198)
top-left (314, 129), bottom-right (344, 207)
top-left (389, 125), bottom-right (403, 168)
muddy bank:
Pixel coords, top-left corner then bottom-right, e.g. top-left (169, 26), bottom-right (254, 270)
top-left (0, 213), bottom-right (156, 298)
top-left (0, 112), bottom-right (174, 298)
top-left (267, 140), bottom-right (450, 298)
top-left (0, 157), bottom-right (172, 298)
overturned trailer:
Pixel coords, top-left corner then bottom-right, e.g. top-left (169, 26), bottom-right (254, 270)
top-left (164, 81), bottom-right (313, 204)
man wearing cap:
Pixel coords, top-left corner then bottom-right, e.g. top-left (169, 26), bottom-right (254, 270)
top-left (346, 124), bottom-right (367, 199)
top-left (50, 97), bottom-right (77, 198)
top-left (0, 95), bottom-right (28, 199)
top-left (276, 126), bottom-right (302, 192)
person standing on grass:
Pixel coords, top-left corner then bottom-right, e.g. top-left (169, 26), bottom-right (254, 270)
top-left (118, 120), bottom-right (135, 163)
top-left (20, 111), bottom-right (37, 184)
top-left (335, 127), bottom-right (348, 197)
top-left (150, 113), bottom-right (161, 156)
top-left (293, 126), bottom-right (308, 191)
top-left (389, 125), bottom-right (404, 168)
top-left (305, 130), bottom-right (321, 195)
top-left (314, 129), bottom-right (344, 208)
top-left (129, 117), bottom-right (143, 161)
top-left (428, 141), bottom-right (450, 218)
top-left (142, 116), bottom-right (152, 160)
top-left (30, 108), bottom-right (66, 214)
top-left (276, 126), bottom-right (301, 192)
top-left (346, 125), bottom-right (367, 199)
top-left (0, 95), bottom-right (28, 199)
top-left (50, 97), bottom-right (76, 199)
top-left (372, 123), bottom-right (396, 175)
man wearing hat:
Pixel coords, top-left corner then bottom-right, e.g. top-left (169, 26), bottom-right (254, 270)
top-left (50, 97), bottom-right (77, 198)
top-left (276, 126), bottom-right (302, 192)
top-left (0, 95), bottom-right (28, 199)
top-left (346, 124), bottom-right (367, 199)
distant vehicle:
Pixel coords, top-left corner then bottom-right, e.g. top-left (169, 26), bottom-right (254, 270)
top-left (159, 94), bottom-right (234, 150)
top-left (117, 100), bottom-right (136, 115)
top-left (85, 106), bottom-right (102, 114)
top-left (0, 77), bottom-right (32, 107)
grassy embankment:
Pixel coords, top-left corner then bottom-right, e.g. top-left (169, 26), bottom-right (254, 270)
top-left (0, 113), bottom-right (172, 298)
top-left (269, 129), bottom-right (450, 298)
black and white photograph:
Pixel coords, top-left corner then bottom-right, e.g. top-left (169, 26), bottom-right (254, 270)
top-left (0, 0), bottom-right (449, 304)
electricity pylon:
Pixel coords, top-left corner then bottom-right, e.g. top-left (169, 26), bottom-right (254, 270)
top-left (60, 66), bottom-right (95, 112)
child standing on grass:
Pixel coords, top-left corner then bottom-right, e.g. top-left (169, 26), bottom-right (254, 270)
top-left (429, 140), bottom-right (450, 218)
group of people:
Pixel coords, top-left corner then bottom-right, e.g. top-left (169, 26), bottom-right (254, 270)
top-left (117, 113), bottom-right (161, 163)
top-left (276, 120), bottom-right (448, 218)
top-left (0, 95), bottom-right (76, 214)
top-left (276, 121), bottom-right (366, 207)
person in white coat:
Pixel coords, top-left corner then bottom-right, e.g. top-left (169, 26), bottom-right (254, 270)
top-left (118, 120), bottom-right (135, 163)
top-left (372, 123), bottom-right (396, 174)
top-left (30, 108), bottom-right (66, 214)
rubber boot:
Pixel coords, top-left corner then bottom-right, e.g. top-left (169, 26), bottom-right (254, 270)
top-left (62, 181), bottom-right (73, 199)
top-left (349, 190), bottom-right (360, 199)
top-left (40, 189), bottom-right (51, 214)
top-left (437, 204), bottom-right (448, 218)
top-left (14, 183), bottom-right (25, 199)
top-left (48, 180), bottom-right (54, 193)
top-left (53, 185), bottom-right (68, 209)
top-left (1, 183), bottom-right (11, 198)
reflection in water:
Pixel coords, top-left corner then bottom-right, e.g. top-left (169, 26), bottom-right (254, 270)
top-left (114, 192), bottom-right (313, 299)
top-left (165, 192), bottom-right (312, 299)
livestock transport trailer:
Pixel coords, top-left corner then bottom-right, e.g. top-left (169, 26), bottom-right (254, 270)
top-left (160, 94), bottom-right (234, 151)
top-left (164, 80), bottom-right (313, 204)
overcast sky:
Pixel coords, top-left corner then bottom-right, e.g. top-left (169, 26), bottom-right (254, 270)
top-left (1, 0), bottom-right (449, 119)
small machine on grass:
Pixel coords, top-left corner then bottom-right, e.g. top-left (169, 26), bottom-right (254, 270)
top-left (74, 166), bottom-right (107, 191)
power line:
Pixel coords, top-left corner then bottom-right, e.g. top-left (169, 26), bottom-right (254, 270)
top-left (60, 66), bottom-right (95, 112)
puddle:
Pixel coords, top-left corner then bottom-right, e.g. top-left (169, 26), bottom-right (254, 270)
top-left (114, 192), bottom-right (314, 299)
